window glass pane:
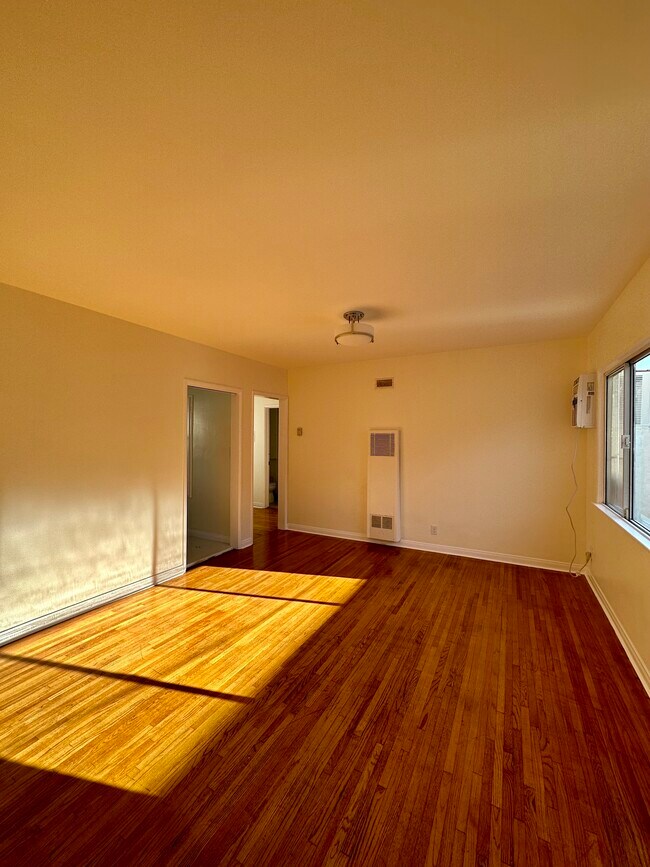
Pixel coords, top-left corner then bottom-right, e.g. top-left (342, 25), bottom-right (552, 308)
top-left (606, 369), bottom-right (625, 511)
top-left (632, 351), bottom-right (650, 531)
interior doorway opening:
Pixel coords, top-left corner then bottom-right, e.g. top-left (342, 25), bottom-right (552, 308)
top-left (186, 386), bottom-right (233, 567)
top-left (253, 395), bottom-right (280, 530)
top-left (252, 392), bottom-right (287, 536)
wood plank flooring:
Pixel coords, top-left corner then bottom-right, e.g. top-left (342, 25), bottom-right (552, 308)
top-left (1, 517), bottom-right (649, 865)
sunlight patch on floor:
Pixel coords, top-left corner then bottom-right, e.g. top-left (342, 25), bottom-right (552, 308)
top-left (0, 565), bottom-right (363, 795)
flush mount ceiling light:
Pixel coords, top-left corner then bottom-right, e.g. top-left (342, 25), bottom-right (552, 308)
top-left (334, 310), bottom-right (375, 346)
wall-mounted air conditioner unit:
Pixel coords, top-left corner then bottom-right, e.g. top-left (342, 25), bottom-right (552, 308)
top-left (367, 429), bottom-right (401, 542)
top-left (572, 374), bottom-right (596, 428)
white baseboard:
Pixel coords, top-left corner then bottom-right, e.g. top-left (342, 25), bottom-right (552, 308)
top-left (286, 524), bottom-right (571, 573)
top-left (585, 569), bottom-right (650, 697)
top-left (154, 565), bottom-right (186, 585)
top-left (288, 524), bottom-right (365, 543)
top-left (187, 529), bottom-right (230, 544)
top-left (0, 564), bottom-right (185, 648)
top-left (398, 539), bottom-right (570, 572)
top-left (238, 537), bottom-right (253, 548)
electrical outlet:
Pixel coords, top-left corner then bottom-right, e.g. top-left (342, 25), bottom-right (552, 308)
top-left (430, 525), bottom-right (438, 536)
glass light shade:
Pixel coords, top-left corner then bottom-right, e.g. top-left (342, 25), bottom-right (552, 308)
top-left (335, 325), bottom-right (374, 345)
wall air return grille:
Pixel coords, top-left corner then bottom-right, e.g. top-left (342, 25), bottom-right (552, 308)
top-left (367, 429), bottom-right (401, 542)
top-left (376, 378), bottom-right (394, 389)
top-left (370, 514), bottom-right (394, 531)
top-left (370, 431), bottom-right (395, 457)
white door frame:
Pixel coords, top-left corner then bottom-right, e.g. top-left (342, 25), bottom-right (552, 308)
top-left (263, 405), bottom-right (272, 509)
top-left (252, 392), bottom-right (288, 530)
top-left (183, 379), bottom-right (243, 569)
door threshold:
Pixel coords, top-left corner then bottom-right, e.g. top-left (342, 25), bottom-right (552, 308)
top-left (187, 547), bottom-right (233, 569)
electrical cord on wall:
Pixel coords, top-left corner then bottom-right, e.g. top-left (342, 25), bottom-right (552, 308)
top-left (565, 428), bottom-right (591, 577)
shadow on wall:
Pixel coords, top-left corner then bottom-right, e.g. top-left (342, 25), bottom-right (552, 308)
top-left (0, 486), bottom-right (180, 633)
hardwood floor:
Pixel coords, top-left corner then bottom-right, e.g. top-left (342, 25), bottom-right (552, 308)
top-left (1, 518), bottom-right (649, 865)
top-left (253, 504), bottom-right (278, 534)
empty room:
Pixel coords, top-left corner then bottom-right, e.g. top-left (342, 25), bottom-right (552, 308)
top-left (1, 2), bottom-right (649, 865)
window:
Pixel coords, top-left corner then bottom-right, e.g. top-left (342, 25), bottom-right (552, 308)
top-left (605, 349), bottom-right (650, 534)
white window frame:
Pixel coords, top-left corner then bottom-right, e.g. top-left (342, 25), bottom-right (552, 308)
top-left (604, 345), bottom-right (650, 538)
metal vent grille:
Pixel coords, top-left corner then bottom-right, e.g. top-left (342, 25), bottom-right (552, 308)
top-left (376, 378), bottom-right (394, 389)
top-left (370, 432), bottom-right (395, 457)
top-left (371, 514), bottom-right (382, 529)
top-left (381, 516), bottom-right (393, 530)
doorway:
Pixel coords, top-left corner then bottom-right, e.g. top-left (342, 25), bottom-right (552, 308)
top-left (268, 407), bottom-right (279, 506)
top-left (186, 386), bottom-right (233, 567)
top-left (253, 395), bottom-right (280, 528)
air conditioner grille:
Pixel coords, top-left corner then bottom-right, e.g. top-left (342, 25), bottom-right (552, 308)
top-left (381, 516), bottom-right (393, 530)
top-left (371, 514), bottom-right (382, 529)
top-left (370, 432), bottom-right (395, 457)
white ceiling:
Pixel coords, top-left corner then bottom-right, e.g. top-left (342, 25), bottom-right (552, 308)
top-left (1, 1), bottom-right (649, 368)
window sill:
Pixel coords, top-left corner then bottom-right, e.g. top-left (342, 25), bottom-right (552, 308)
top-left (593, 503), bottom-right (650, 552)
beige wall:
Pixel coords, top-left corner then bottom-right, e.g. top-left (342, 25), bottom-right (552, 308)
top-left (0, 283), bottom-right (287, 634)
top-left (586, 258), bottom-right (650, 680)
top-left (288, 337), bottom-right (587, 567)
top-left (187, 387), bottom-right (231, 540)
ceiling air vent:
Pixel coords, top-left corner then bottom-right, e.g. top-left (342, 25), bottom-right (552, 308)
top-left (376, 378), bottom-right (394, 389)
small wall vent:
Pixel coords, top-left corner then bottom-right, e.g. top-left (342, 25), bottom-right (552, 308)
top-left (370, 514), bottom-right (394, 531)
top-left (376, 378), bottom-right (394, 389)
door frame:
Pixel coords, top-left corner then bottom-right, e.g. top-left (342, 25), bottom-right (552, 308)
top-left (263, 405), bottom-right (272, 509)
top-left (183, 379), bottom-right (242, 570)
top-left (252, 392), bottom-right (288, 530)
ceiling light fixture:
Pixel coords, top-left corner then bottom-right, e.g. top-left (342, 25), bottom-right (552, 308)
top-left (335, 310), bottom-right (375, 346)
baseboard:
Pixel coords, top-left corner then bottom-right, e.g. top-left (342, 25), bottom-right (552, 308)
top-left (286, 524), bottom-right (571, 573)
top-left (398, 539), bottom-right (570, 572)
top-left (154, 565), bottom-right (186, 585)
top-left (288, 524), bottom-right (366, 543)
top-left (238, 537), bottom-right (253, 548)
top-left (0, 564), bottom-right (185, 648)
top-left (585, 570), bottom-right (650, 697)
top-left (187, 529), bottom-right (230, 544)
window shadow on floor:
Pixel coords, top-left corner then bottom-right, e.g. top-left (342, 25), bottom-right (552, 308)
top-left (0, 652), bottom-right (254, 702)
top-left (0, 758), bottom-right (162, 864)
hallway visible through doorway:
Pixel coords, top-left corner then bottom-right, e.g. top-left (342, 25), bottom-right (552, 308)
top-left (186, 386), bottom-right (233, 567)
top-left (253, 395), bottom-right (280, 520)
